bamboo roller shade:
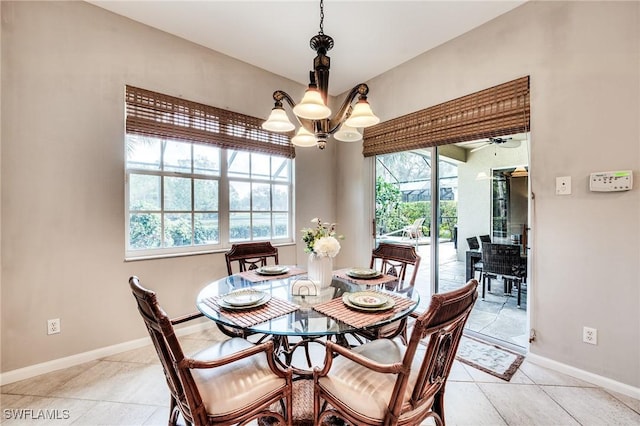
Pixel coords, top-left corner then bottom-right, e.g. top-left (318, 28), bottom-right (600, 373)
top-left (125, 86), bottom-right (295, 159)
top-left (363, 76), bottom-right (530, 157)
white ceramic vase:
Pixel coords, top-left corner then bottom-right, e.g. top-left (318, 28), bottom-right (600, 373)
top-left (307, 253), bottom-right (333, 288)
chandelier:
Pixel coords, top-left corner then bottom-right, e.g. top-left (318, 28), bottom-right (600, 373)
top-left (261, 0), bottom-right (380, 150)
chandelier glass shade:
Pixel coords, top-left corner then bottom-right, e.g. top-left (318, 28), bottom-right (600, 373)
top-left (262, 0), bottom-right (379, 149)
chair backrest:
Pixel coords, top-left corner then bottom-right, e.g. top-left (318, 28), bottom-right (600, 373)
top-left (369, 242), bottom-right (421, 290)
top-left (129, 277), bottom-right (206, 425)
top-left (466, 236), bottom-right (480, 250)
top-left (387, 279), bottom-right (478, 424)
top-left (225, 242), bottom-right (279, 275)
top-left (479, 234), bottom-right (492, 243)
top-left (482, 243), bottom-right (522, 276)
top-left (411, 218), bottom-right (425, 228)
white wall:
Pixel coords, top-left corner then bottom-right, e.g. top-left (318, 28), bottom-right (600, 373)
top-left (336, 1), bottom-right (640, 388)
top-left (0, 1), bottom-right (336, 372)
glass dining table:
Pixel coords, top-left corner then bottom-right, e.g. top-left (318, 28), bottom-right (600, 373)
top-left (196, 268), bottom-right (420, 375)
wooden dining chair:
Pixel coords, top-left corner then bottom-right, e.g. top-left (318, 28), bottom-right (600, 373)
top-left (225, 241), bottom-right (279, 276)
top-left (369, 242), bottom-right (421, 291)
top-left (129, 276), bottom-right (293, 426)
top-left (313, 279), bottom-right (478, 426)
top-left (350, 243), bottom-right (422, 343)
top-left (221, 242), bottom-right (279, 339)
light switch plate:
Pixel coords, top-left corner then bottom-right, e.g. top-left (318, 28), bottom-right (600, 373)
top-left (556, 176), bottom-right (571, 195)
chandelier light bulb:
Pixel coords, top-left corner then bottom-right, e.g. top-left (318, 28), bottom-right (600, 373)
top-left (262, 107), bottom-right (295, 132)
top-left (333, 123), bottom-right (362, 142)
top-left (344, 99), bottom-right (380, 128)
top-left (293, 88), bottom-right (332, 120)
top-left (291, 126), bottom-right (318, 147)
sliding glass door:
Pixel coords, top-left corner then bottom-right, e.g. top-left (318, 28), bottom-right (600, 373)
top-left (374, 144), bottom-right (530, 349)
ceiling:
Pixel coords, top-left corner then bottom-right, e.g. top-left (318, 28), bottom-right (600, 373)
top-left (87, 0), bottom-right (527, 96)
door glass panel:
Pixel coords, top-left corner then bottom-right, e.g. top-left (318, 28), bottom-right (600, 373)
top-left (375, 141), bottom-right (530, 350)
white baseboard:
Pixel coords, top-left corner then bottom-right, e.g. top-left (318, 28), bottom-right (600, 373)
top-left (0, 322), bottom-right (212, 386)
top-left (527, 353), bottom-right (640, 400)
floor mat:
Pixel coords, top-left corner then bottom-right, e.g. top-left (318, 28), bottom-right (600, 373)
top-left (454, 335), bottom-right (525, 381)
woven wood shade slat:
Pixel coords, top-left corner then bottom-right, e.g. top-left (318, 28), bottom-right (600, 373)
top-left (125, 86), bottom-right (295, 158)
top-left (363, 76), bottom-right (529, 157)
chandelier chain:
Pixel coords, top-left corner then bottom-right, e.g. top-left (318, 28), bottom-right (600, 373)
top-left (319, 0), bottom-right (324, 35)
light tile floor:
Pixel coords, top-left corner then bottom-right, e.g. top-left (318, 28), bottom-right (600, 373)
top-left (2, 327), bottom-right (639, 425)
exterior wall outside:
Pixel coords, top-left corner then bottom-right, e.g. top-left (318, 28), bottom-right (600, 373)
top-left (0, 1), bottom-right (336, 372)
top-left (336, 0), bottom-right (640, 388)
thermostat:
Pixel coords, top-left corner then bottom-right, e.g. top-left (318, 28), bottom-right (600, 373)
top-left (589, 170), bottom-right (633, 192)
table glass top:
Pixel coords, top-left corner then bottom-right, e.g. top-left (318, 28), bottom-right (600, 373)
top-left (196, 273), bottom-right (420, 337)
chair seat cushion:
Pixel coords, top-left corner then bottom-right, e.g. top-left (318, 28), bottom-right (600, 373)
top-left (317, 339), bottom-right (424, 422)
top-left (191, 337), bottom-right (286, 417)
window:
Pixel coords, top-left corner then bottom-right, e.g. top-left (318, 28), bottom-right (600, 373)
top-left (124, 86), bottom-right (294, 258)
top-left (126, 136), bottom-right (292, 257)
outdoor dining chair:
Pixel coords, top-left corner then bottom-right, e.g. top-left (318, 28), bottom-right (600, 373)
top-left (129, 276), bottom-right (293, 426)
top-left (481, 243), bottom-right (525, 307)
top-left (313, 279), bottom-right (478, 426)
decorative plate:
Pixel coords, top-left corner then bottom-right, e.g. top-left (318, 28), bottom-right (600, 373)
top-left (348, 291), bottom-right (389, 308)
top-left (346, 268), bottom-right (381, 279)
top-left (218, 292), bottom-right (271, 311)
top-left (256, 265), bottom-right (289, 275)
top-left (221, 289), bottom-right (266, 307)
top-left (342, 293), bottom-right (395, 312)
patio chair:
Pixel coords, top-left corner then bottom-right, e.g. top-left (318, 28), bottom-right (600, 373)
top-left (128, 276), bottom-right (293, 426)
top-left (481, 243), bottom-right (525, 307)
top-left (466, 237), bottom-right (483, 279)
top-left (313, 279), bottom-right (478, 426)
top-left (401, 218), bottom-right (425, 240)
top-left (466, 236), bottom-right (480, 250)
top-left (479, 234), bottom-right (492, 244)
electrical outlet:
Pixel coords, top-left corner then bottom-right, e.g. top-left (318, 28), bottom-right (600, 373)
top-left (47, 318), bottom-right (61, 335)
top-left (583, 326), bottom-right (597, 345)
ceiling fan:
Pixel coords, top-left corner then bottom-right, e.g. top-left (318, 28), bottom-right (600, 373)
top-left (469, 136), bottom-right (522, 153)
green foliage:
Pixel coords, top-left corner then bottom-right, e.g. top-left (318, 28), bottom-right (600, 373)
top-left (375, 177), bottom-right (403, 234)
top-left (129, 213), bottom-right (161, 249)
top-left (375, 196), bottom-right (458, 239)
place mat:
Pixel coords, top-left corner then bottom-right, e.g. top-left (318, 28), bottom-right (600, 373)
top-left (312, 292), bottom-right (416, 329)
top-left (202, 295), bottom-right (299, 328)
top-left (238, 266), bottom-right (306, 283)
top-left (333, 268), bottom-right (399, 287)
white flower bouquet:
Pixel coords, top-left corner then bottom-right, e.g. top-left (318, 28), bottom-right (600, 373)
top-left (301, 218), bottom-right (342, 258)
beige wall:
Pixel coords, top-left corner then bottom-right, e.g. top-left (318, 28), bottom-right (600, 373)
top-left (2, 0), bottom-right (639, 394)
top-left (0, 1), bottom-right (336, 372)
top-left (337, 1), bottom-right (639, 389)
